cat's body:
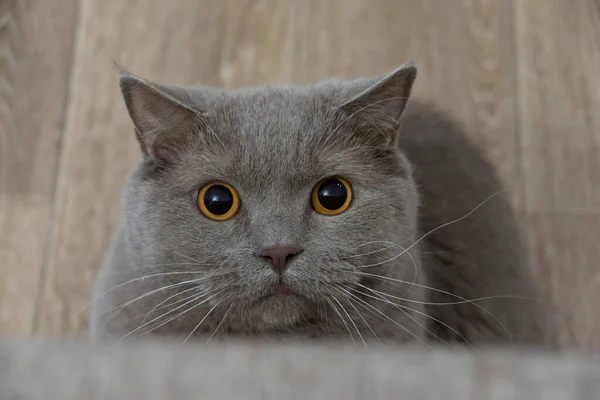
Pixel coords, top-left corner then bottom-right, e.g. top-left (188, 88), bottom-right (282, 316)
top-left (90, 64), bottom-right (548, 347)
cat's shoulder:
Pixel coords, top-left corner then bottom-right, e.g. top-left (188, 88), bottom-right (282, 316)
top-left (398, 99), bottom-right (486, 163)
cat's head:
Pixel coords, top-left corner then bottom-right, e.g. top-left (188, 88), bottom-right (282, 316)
top-left (119, 64), bottom-right (420, 333)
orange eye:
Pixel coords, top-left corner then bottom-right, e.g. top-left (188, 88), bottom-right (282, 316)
top-left (197, 182), bottom-right (240, 221)
top-left (311, 177), bottom-right (353, 215)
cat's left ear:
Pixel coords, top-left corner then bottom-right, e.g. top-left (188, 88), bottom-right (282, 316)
top-left (338, 62), bottom-right (417, 146)
top-left (119, 73), bottom-right (207, 164)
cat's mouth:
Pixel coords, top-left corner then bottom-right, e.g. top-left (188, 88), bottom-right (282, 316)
top-left (254, 283), bottom-right (298, 303)
top-left (273, 284), bottom-right (293, 296)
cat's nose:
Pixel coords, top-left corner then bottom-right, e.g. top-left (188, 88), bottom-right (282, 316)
top-left (258, 245), bottom-right (300, 273)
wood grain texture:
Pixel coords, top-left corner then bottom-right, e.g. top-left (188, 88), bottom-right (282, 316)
top-left (0, 0), bottom-right (78, 334)
top-left (293, 0), bottom-right (522, 207)
top-left (515, 0), bottom-right (600, 212)
top-left (527, 212), bottom-right (600, 350)
top-left (37, 0), bottom-right (294, 337)
top-left (0, 0), bottom-right (593, 350)
top-left (515, 0), bottom-right (600, 349)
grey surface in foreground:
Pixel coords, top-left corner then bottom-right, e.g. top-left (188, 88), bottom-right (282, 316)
top-left (1, 339), bottom-right (599, 399)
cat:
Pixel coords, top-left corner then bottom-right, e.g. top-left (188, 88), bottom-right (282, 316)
top-left (89, 62), bottom-right (549, 347)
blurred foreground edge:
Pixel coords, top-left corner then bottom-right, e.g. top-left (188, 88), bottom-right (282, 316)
top-left (1, 338), bottom-right (598, 399)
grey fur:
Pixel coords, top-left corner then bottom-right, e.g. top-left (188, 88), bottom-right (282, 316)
top-left (90, 63), bottom-right (549, 347)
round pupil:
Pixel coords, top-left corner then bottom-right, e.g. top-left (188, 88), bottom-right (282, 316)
top-left (317, 179), bottom-right (348, 210)
top-left (203, 185), bottom-right (234, 215)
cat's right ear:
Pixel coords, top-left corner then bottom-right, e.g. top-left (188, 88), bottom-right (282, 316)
top-left (119, 73), bottom-right (205, 164)
top-left (337, 63), bottom-right (417, 146)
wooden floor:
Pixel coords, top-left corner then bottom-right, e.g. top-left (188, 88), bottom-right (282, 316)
top-left (1, 0), bottom-right (599, 349)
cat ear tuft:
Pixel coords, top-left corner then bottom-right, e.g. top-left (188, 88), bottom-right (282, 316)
top-left (119, 73), bottom-right (203, 163)
top-left (339, 62), bottom-right (417, 145)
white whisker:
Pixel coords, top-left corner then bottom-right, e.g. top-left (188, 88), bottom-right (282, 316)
top-left (353, 271), bottom-right (511, 338)
top-left (100, 275), bottom-right (220, 321)
top-left (326, 296), bottom-right (356, 346)
top-left (119, 290), bottom-right (222, 341)
top-left (82, 271), bottom-right (213, 313)
top-left (182, 302), bottom-right (220, 346)
top-left (384, 190), bottom-right (507, 266)
top-left (343, 244), bottom-right (396, 259)
top-left (349, 240), bottom-right (420, 298)
top-left (170, 250), bottom-right (203, 264)
top-left (332, 296), bottom-right (367, 347)
top-left (342, 296), bottom-right (382, 344)
top-left (350, 191), bottom-right (505, 273)
top-left (367, 284), bottom-right (539, 306)
top-left (103, 262), bottom-right (216, 276)
top-left (206, 303), bottom-right (234, 343)
top-left (334, 287), bottom-right (428, 347)
top-left (349, 284), bottom-right (448, 346)
top-left (138, 286), bottom-right (207, 326)
top-left (352, 285), bottom-right (471, 347)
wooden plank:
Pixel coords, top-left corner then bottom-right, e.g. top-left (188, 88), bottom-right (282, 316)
top-left (515, 0), bottom-right (600, 349)
top-left (37, 0), bottom-right (294, 337)
top-left (526, 211), bottom-right (600, 350)
top-left (293, 0), bottom-right (521, 207)
top-left (0, 0), bottom-right (79, 334)
top-left (3, 340), bottom-right (600, 399)
top-left (515, 0), bottom-right (600, 212)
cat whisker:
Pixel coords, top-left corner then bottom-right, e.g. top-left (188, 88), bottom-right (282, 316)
top-left (342, 244), bottom-right (396, 259)
top-left (104, 262), bottom-right (217, 275)
top-left (138, 286), bottom-right (208, 326)
top-left (351, 271), bottom-right (511, 339)
top-left (350, 191), bottom-right (505, 271)
top-left (351, 242), bottom-right (414, 270)
top-left (350, 284), bottom-right (470, 347)
top-left (341, 295), bottom-right (382, 345)
top-left (116, 289), bottom-right (209, 330)
top-left (332, 287), bottom-right (428, 347)
top-left (99, 281), bottom-right (201, 329)
top-left (119, 290), bottom-right (223, 341)
top-left (338, 294), bottom-right (394, 340)
top-left (169, 250), bottom-right (204, 264)
top-left (317, 301), bottom-right (329, 325)
top-left (390, 190), bottom-right (509, 264)
top-left (182, 302), bottom-right (221, 346)
top-left (98, 271), bottom-right (229, 319)
top-left (82, 271), bottom-right (216, 313)
top-left (136, 295), bottom-right (220, 339)
top-left (332, 296), bottom-right (367, 348)
top-left (325, 296), bottom-right (356, 346)
top-left (351, 240), bottom-right (420, 297)
top-left (366, 284), bottom-right (541, 306)
top-left (345, 283), bottom-right (446, 346)
top-left (205, 303), bottom-right (234, 344)
top-left (419, 237), bottom-right (485, 255)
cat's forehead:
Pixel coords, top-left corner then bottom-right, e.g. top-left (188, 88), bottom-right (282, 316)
top-left (212, 86), bottom-right (335, 146)
top-left (201, 88), bottom-right (343, 181)
top-left (169, 83), bottom-right (400, 192)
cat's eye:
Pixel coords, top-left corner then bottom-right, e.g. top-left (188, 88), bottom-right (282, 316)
top-left (311, 177), bottom-right (353, 215)
top-left (197, 182), bottom-right (240, 221)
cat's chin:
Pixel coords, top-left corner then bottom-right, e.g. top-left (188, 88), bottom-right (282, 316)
top-left (251, 294), bottom-right (306, 329)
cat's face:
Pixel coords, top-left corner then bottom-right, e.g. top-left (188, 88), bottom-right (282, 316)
top-left (120, 65), bottom-right (419, 333)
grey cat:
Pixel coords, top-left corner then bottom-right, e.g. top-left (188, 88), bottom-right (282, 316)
top-left (90, 63), bottom-right (549, 347)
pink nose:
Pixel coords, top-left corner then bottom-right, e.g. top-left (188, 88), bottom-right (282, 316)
top-left (259, 245), bottom-right (300, 273)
